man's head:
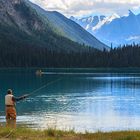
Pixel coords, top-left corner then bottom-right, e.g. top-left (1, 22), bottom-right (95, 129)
top-left (7, 89), bottom-right (13, 94)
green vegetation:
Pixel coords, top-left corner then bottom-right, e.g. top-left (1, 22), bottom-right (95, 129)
top-left (0, 29), bottom-right (140, 68)
top-left (0, 127), bottom-right (140, 140)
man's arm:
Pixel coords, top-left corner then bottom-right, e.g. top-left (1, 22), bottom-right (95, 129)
top-left (12, 96), bottom-right (26, 102)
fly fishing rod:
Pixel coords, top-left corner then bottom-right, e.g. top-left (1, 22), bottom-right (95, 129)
top-left (23, 78), bottom-right (62, 98)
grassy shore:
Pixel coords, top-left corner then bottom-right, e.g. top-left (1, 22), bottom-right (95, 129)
top-left (0, 127), bottom-right (140, 140)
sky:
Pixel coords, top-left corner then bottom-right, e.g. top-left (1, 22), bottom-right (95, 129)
top-left (29, 0), bottom-right (140, 17)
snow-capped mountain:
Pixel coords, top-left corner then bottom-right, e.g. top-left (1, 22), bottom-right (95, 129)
top-left (95, 10), bottom-right (140, 46)
top-left (70, 15), bottom-right (106, 34)
top-left (92, 14), bottom-right (120, 31)
top-left (71, 11), bottom-right (140, 47)
top-left (70, 14), bottom-right (120, 33)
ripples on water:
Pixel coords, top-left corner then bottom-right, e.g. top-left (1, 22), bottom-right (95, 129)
top-left (0, 68), bottom-right (140, 132)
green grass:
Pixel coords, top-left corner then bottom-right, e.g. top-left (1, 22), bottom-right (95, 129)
top-left (0, 127), bottom-right (140, 140)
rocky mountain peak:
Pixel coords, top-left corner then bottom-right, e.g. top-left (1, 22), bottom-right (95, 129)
top-left (0, 0), bottom-right (45, 33)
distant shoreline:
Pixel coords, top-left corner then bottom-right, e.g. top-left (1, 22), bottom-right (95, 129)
top-left (0, 67), bottom-right (140, 69)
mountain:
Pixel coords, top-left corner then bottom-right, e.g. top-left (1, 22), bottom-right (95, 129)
top-left (92, 14), bottom-right (120, 32)
top-left (0, 0), bottom-right (93, 53)
top-left (70, 15), bottom-right (106, 33)
top-left (27, 0), bottom-right (109, 51)
top-left (71, 14), bottom-right (120, 33)
top-left (0, 0), bottom-right (109, 53)
top-left (95, 11), bottom-right (140, 46)
top-left (71, 11), bottom-right (140, 47)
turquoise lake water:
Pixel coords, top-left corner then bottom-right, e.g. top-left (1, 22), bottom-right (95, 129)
top-left (0, 68), bottom-right (140, 132)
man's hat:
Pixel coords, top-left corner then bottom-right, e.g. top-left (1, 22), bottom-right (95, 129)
top-left (7, 89), bottom-right (12, 94)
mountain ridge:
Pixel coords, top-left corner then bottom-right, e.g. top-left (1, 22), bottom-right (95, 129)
top-left (71, 11), bottom-right (140, 46)
top-left (0, 0), bottom-right (93, 52)
top-left (27, 0), bottom-right (109, 50)
top-left (0, 0), bottom-right (109, 52)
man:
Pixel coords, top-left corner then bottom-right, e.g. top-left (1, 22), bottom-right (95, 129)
top-left (5, 89), bottom-right (27, 128)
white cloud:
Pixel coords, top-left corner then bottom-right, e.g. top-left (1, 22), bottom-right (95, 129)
top-left (29, 0), bottom-right (140, 17)
top-left (126, 36), bottom-right (140, 41)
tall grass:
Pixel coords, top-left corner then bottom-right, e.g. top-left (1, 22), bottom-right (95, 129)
top-left (0, 127), bottom-right (140, 140)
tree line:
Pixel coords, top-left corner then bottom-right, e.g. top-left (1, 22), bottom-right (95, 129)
top-left (0, 42), bottom-right (140, 68)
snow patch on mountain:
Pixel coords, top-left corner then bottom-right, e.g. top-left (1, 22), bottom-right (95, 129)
top-left (70, 14), bottom-right (120, 33)
top-left (92, 14), bottom-right (120, 31)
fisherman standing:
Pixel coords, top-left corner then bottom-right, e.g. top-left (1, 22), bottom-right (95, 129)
top-left (5, 89), bottom-right (27, 128)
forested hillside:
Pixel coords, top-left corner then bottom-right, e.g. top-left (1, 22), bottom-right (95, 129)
top-left (0, 0), bottom-right (93, 53)
top-left (0, 42), bottom-right (139, 67)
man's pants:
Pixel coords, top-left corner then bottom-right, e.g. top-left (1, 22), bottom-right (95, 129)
top-left (6, 106), bottom-right (16, 128)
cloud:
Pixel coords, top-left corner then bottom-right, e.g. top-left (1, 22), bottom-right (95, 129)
top-left (29, 0), bottom-right (140, 17)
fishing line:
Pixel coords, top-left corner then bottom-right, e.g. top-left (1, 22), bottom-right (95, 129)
top-left (25, 76), bottom-right (74, 111)
top-left (26, 78), bottom-right (62, 97)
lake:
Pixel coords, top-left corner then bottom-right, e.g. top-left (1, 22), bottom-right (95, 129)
top-left (0, 68), bottom-right (140, 132)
